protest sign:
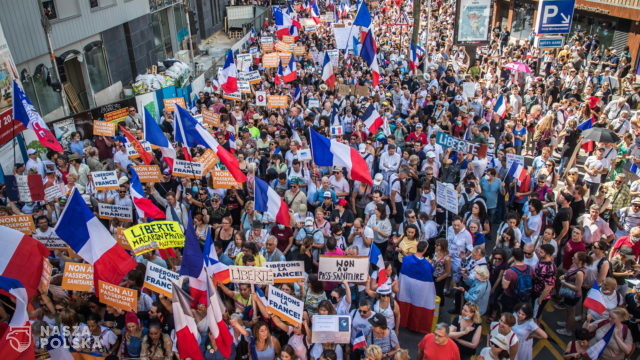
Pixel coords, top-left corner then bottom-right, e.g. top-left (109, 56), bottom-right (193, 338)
top-left (276, 40), bottom-right (292, 53)
top-left (202, 110), bottom-right (221, 128)
top-left (238, 80), bottom-right (252, 94)
top-left (93, 120), bottom-right (115, 136)
top-left (311, 315), bottom-right (351, 343)
top-left (354, 85), bottom-right (370, 97)
top-left (196, 149), bottom-right (219, 173)
top-left (305, 25), bottom-right (317, 32)
top-left (268, 95), bottom-right (288, 108)
top-left (211, 169), bottom-right (242, 189)
top-left (436, 181), bottom-right (459, 214)
top-left (327, 49), bottom-right (339, 66)
top-left (39, 259), bottom-right (52, 294)
top-left (44, 184), bottom-right (65, 201)
top-left (262, 53), bottom-right (280, 67)
top-left (98, 203), bottom-right (133, 222)
top-left (104, 108), bottom-right (129, 123)
top-left (338, 84), bottom-right (352, 95)
top-left (229, 266), bottom-right (274, 285)
top-left (125, 140), bottom-right (152, 158)
top-left (99, 281), bottom-right (138, 312)
top-left (91, 170), bottom-right (119, 190)
top-left (34, 230), bottom-right (66, 249)
top-left (298, 148), bottom-right (312, 161)
top-left (144, 262), bottom-right (181, 298)
top-left (320, 13), bottom-right (335, 22)
top-left (264, 261), bottom-right (305, 283)
top-left (436, 131), bottom-right (488, 157)
top-left (133, 165), bottom-right (162, 182)
top-left (260, 36), bottom-right (274, 51)
top-left (317, 256), bottom-right (369, 282)
top-left (240, 70), bottom-right (262, 84)
top-left (236, 53), bottom-right (253, 72)
top-left (123, 221), bottom-right (185, 255)
top-left (268, 285), bottom-right (304, 326)
top-left (278, 52), bottom-right (292, 64)
top-left (330, 125), bottom-right (343, 137)
top-left (249, 46), bottom-right (260, 55)
top-left (223, 92), bottom-right (242, 101)
top-left (0, 215), bottom-right (35, 234)
top-left (308, 98), bottom-right (320, 109)
top-left (506, 153), bottom-right (525, 170)
top-left (163, 97), bottom-right (186, 112)
top-left (61, 262), bottom-right (94, 292)
top-left (173, 159), bottom-right (204, 178)
top-left (293, 45), bottom-right (306, 56)
top-left (255, 91), bottom-right (267, 106)
top-left (282, 35), bottom-right (295, 44)
top-left (115, 227), bottom-right (132, 250)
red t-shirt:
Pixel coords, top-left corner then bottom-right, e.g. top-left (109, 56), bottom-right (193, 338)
top-left (418, 334), bottom-right (461, 360)
top-left (503, 264), bottom-right (534, 297)
top-left (612, 236), bottom-right (640, 258)
top-left (563, 240), bottom-right (586, 269)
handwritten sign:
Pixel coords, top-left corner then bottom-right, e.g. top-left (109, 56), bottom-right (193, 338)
top-left (202, 110), bottom-right (221, 128)
top-left (239, 70), bottom-right (262, 84)
top-left (238, 80), bottom-right (252, 94)
top-left (436, 131), bottom-right (488, 157)
top-left (211, 169), bottom-right (241, 189)
top-left (92, 170), bottom-right (119, 190)
top-left (173, 160), bottom-right (203, 178)
top-left (104, 108), bottom-right (129, 123)
top-left (236, 53), bottom-right (253, 72)
top-left (39, 259), bottom-right (53, 294)
top-left (133, 165), bottom-right (162, 183)
top-left (98, 203), bottom-right (133, 222)
top-left (99, 280), bottom-right (138, 312)
top-left (196, 149), bottom-right (219, 173)
top-left (163, 97), bottom-right (186, 112)
top-left (44, 184), bottom-right (65, 201)
top-left (436, 181), bottom-right (459, 214)
top-left (312, 315), bottom-right (351, 343)
top-left (268, 285), bottom-right (304, 326)
top-left (123, 221), bottom-right (185, 255)
top-left (93, 120), bottom-right (116, 136)
top-left (293, 45), bottom-right (306, 56)
top-left (0, 215), bottom-right (35, 234)
top-left (34, 230), bottom-right (66, 249)
top-left (317, 256), bottom-right (369, 282)
top-left (144, 262), bottom-right (181, 298)
top-left (264, 261), bottom-right (305, 283)
top-left (229, 266), bottom-right (274, 285)
top-left (62, 262), bottom-right (94, 292)
top-left (262, 53), bottom-right (280, 67)
top-left (268, 95), bottom-right (289, 108)
top-left (308, 98), bottom-right (320, 109)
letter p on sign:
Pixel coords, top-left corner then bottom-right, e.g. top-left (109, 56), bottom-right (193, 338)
top-left (543, 5), bottom-right (558, 23)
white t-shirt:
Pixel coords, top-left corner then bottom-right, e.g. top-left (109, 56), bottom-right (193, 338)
top-left (583, 156), bottom-right (607, 184)
top-left (522, 213), bottom-right (542, 244)
top-left (418, 191), bottom-right (436, 216)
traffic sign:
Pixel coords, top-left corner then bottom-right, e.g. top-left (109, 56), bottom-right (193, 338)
top-left (535, 36), bottom-right (565, 49)
top-left (535, 0), bottom-right (575, 34)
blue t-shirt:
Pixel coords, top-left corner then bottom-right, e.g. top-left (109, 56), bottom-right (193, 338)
top-left (480, 176), bottom-right (502, 209)
top-left (513, 127), bottom-right (527, 147)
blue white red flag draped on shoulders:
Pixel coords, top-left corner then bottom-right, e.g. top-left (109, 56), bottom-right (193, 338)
top-left (397, 254), bottom-right (436, 333)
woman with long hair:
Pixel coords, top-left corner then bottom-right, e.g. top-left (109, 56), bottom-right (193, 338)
top-left (367, 203), bottom-right (392, 252)
top-left (431, 238), bottom-right (451, 307)
top-left (533, 114), bottom-right (554, 155)
top-left (252, 321), bottom-right (281, 360)
top-left (119, 312), bottom-right (146, 359)
top-left (464, 201), bottom-right (490, 236)
top-left (512, 302), bottom-right (548, 360)
top-left (556, 252), bottom-right (591, 336)
top-left (449, 302), bottom-right (483, 360)
top-left (140, 320), bottom-right (173, 360)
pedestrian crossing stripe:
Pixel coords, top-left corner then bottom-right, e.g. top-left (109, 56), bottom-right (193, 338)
top-left (532, 339), bottom-right (565, 360)
top-left (539, 320), bottom-right (567, 350)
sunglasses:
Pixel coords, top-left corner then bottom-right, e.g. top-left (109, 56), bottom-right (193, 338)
top-left (359, 309), bottom-right (369, 314)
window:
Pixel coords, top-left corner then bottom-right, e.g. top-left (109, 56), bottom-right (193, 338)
top-left (84, 44), bottom-right (110, 92)
top-left (41, 0), bottom-right (58, 20)
top-left (89, 0), bottom-right (99, 8)
top-left (30, 65), bottom-right (62, 116)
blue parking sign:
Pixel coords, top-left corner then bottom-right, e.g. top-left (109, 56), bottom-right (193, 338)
top-left (535, 0), bottom-right (576, 34)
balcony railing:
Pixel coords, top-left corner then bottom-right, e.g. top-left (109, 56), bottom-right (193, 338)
top-left (580, 0), bottom-right (640, 10)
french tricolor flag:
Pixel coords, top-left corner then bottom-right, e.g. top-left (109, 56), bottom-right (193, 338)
top-left (205, 270), bottom-right (234, 358)
top-left (397, 253), bottom-right (436, 333)
top-left (219, 50), bottom-right (238, 94)
top-left (0, 226), bottom-right (48, 300)
top-left (180, 214), bottom-right (208, 306)
top-left (13, 80), bottom-right (63, 152)
top-left (255, 285), bottom-right (268, 305)
top-left (174, 105), bottom-right (247, 183)
top-left (254, 177), bottom-right (291, 226)
top-left (631, 163), bottom-right (640, 177)
top-left (586, 325), bottom-right (615, 360)
top-left (54, 189), bottom-right (137, 293)
top-left (310, 128), bottom-right (372, 185)
top-left (370, 243), bottom-right (388, 287)
top-left (203, 229), bottom-right (231, 284)
top-left (282, 55), bottom-right (297, 83)
top-left (493, 94), bottom-right (507, 118)
top-left (0, 276), bottom-right (34, 360)
top-left (352, 329), bottom-right (367, 350)
top-left (310, 0), bottom-right (321, 24)
top-left (507, 161), bottom-right (527, 184)
top-left (129, 166), bottom-right (166, 220)
top-left (274, 8), bottom-right (301, 38)
top-left (121, 124), bottom-right (154, 165)
top-left (360, 30), bottom-right (380, 86)
top-left (578, 118), bottom-right (595, 152)
top-left (229, 132), bottom-right (237, 154)
top-left (583, 283), bottom-right (607, 315)
top-left (409, 41), bottom-right (418, 73)
top-left (4, 175), bottom-right (44, 202)
top-left (172, 283), bottom-right (205, 360)
top-left (362, 103), bottom-right (384, 134)
top-left (322, 51), bottom-right (336, 89)
top-left (144, 108), bottom-right (176, 171)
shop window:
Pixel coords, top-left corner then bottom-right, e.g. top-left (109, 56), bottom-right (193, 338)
top-left (510, 0), bottom-right (535, 39)
top-left (84, 45), bottom-right (111, 92)
top-left (31, 65), bottom-right (62, 116)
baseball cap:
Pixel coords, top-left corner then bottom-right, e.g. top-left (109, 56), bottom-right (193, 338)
top-left (337, 198), bottom-right (348, 207)
top-left (619, 246), bottom-right (636, 259)
top-left (415, 123), bottom-right (423, 128)
top-left (426, 151), bottom-right (436, 158)
top-left (323, 191), bottom-right (332, 198)
top-left (27, 149), bottom-right (37, 155)
top-left (373, 173), bottom-right (384, 185)
top-left (304, 217), bottom-right (314, 226)
top-left (359, 143), bottom-right (366, 153)
top-left (455, 95), bottom-right (463, 101)
top-left (631, 197), bottom-right (640, 205)
top-left (368, 313), bottom-right (388, 329)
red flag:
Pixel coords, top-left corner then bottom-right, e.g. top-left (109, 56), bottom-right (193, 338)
top-left (120, 125), bottom-right (153, 165)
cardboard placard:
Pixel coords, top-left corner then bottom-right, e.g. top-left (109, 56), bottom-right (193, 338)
top-left (125, 140), bottom-right (152, 158)
top-left (268, 285), bottom-right (304, 326)
top-left (211, 169), bottom-right (241, 189)
top-left (293, 45), bottom-right (306, 56)
top-left (61, 262), bottom-right (94, 292)
top-left (173, 159), bottom-right (204, 178)
top-left (98, 280), bottom-right (138, 312)
top-left (115, 227), bottom-right (132, 250)
top-left (239, 70), bottom-right (262, 84)
top-left (255, 91), bottom-right (267, 106)
top-left (279, 52), bottom-right (292, 65)
top-left (282, 35), bottom-right (295, 44)
top-left (268, 95), bottom-right (289, 109)
top-left (262, 53), bottom-right (280, 67)
top-left (276, 41), bottom-right (292, 53)
top-left (229, 266), bottom-right (274, 285)
top-left (93, 120), bottom-right (116, 136)
top-left (338, 84), bottom-right (353, 95)
top-left (144, 262), bottom-right (181, 298)
top-left (44, 184), bottom-right (65, 201)
top-left (236, 53), bottom-right (253, 72)
top-left (98, 203), bottom-right (133, 222)
top-left (311, 315), bottom-right (351, 343)
top-left (132, 165), bottom-right (162, 183)
top-left (317, 256), bottom-right (369, 282)
top-left (104, 108), bottom-right (129, 123)
top-left (264, 261), bottom-right (305, 283)
top-left (0, 215), bottom-right (35, 234)
top-left (202, 110), bottom-right (221, 128)
top-left (238, 80), bottom-right (252, 94)
top-left (163, 97), bottom-right (186, 112)
top-left (196, 149), bottom-right (219, 173)
top-left (354, 85), bottom-right (370, 97)
top-left (123, 221), bottom-right (185, 256)
top-left (39, 259), bottom-right (53, 294)
top-left (222, 92), bottom-right (242, 101)
top-left (34, 230), bottom-right (67, 249)
top-left (436, 181), bottom-right (459, 214)
top-left (91, 171), bottom-right (119, 190)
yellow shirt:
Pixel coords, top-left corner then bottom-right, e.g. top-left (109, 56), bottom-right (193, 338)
top-left (234, 252), bottom-right (266, 267)
top-left (398, 237), bottom-right (419, 262)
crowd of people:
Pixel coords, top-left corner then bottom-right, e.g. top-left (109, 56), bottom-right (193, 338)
top-left (1, 0), bottom-right (640, 359)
